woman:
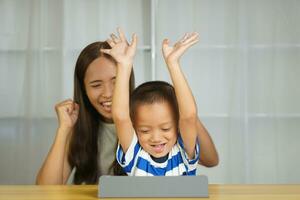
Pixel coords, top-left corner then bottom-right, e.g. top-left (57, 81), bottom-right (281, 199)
top-left (36, 41), bottom-right (135, 184)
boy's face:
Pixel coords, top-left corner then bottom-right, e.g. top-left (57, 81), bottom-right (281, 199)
top-left (134, 101), bottom-right (177, 158)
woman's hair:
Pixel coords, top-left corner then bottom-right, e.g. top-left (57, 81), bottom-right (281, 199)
top-left (69, 41), bottom-right (135, 184)
top-left (130, 81), bottom-right (179, 126)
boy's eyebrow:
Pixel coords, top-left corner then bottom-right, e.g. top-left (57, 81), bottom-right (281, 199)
top-left (137, 125), bottom-right (151, 128)
top-left (137, 122), bottom-right (173, 127)
top-left (160, 122), bottom-right (173, 126)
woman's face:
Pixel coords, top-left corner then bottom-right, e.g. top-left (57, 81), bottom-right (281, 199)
top-left (84, 56), bottom-right (117, 122)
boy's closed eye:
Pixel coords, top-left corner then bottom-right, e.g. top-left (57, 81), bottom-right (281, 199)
top-left (138, 129), bottom-right (150, 134)
top-left (161, 127), bottom-right (171, 132)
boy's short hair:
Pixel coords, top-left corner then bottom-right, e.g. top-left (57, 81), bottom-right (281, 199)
top-left (130, 81), bottom-right (179, 125)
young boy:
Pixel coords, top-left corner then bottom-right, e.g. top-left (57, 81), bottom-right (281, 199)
top-left (102, 28), bottom-right (200, 176)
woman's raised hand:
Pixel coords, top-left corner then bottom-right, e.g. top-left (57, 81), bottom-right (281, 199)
top-left (162, 32), bottom-right (199, 65)
top-left (55, 99), bottom-right (79, 132)
top-left (101, 28), bottom-right (137, 68)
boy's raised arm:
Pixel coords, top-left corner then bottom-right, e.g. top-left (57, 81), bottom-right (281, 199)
top-left (101, 28), bottom-right (137, 153)
top-left (162, 32), bottom-right (199, 159)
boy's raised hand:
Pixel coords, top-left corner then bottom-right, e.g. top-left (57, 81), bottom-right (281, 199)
top-left (101, 28), bottom-right (137, 67)
top-left (162, 32), bottom-right (199, 65)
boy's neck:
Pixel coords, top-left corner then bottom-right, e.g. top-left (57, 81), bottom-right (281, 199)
top-left (150, 154), bottom-right (169, 163)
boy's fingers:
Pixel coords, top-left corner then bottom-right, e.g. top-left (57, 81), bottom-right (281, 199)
top-left (118, 27), bottom-right (126, 42)
top-left (185, 38), bottom-right (199, 48)
top-left (127, 33), bottom-right (137, 56)
top-left (110, 33), bottom-right (120, 43)
top-left (130, 33), bottom-right (137, 48)
top-left (100, 49), bottom-right (111, 55)
top-left (183, 32), bottom-right (199, 44)
top-left (180, 33), bottom-right (189, 43)
top-left (106, 39), bottom-right (115, 47)
top-left (162, 39), bottom-right (170, 47)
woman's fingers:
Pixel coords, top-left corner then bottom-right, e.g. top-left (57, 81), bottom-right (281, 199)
top-left (56, 100), bottom-right (74, 114)
top-left (57, 99), bottom-right (73, 105)
top-left (71, 103), bottom-right (80, 116)
top-left (55, 99), bottom-right (73, 111)
top-left (73, 103), bottom-right (79, 112)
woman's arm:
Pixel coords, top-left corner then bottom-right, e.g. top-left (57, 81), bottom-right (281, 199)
top-left (196, 118), bottom-right (219, 167)
top-left (36, 100), bottom-right (79, 184)
top-left (36, 128), bottom-right (72, 184)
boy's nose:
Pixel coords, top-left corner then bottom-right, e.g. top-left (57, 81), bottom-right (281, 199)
top-left (150, 131), bottom-right (162, 142)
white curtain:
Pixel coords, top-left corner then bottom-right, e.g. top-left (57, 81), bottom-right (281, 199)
top-left (155, 0), bottom-right (300, 183)
top-left (0, 0), bottom-right (299, 184)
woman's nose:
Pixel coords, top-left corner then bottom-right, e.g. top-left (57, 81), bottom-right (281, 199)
top-left (102, 83), bottom-right (113, 98)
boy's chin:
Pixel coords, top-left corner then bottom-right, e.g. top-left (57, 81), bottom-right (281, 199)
top-left (150, 151), bottom-right (169, 159)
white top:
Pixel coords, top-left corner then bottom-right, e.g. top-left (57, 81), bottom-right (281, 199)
top-left (97, 122), bottom-right (117, 175)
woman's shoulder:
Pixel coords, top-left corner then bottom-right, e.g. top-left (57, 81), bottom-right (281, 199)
top-left (99, 121), bottom-right (116, 134)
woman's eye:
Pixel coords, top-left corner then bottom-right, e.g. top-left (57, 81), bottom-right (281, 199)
top-left (162, 128), bottom-right (171, 132)
top-left (91, 84), bottom-right (101, 88)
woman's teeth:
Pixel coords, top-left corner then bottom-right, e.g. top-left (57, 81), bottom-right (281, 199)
top-left (101, 101), bottom-right (112, 111)
top-left (102, 101), bottom-right (112, 106)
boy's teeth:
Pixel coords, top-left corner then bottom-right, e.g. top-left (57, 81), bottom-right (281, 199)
top-left (153, 144), bottom-right (165, 153)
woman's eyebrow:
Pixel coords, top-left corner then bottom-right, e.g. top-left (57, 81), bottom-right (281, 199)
top-left (89, 80), bottom-right (102, 84)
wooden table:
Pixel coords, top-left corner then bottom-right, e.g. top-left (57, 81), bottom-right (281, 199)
top-left (0, 184), bottom-right (300, 200)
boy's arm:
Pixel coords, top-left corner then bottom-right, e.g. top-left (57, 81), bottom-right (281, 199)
top-left (101, 28), bottom-right (137, 153)
top-left (162, 33), bottom-right (199, 159)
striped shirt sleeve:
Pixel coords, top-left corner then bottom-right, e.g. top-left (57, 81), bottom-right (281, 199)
top-left (116, 133), bottom-right (141, 174)
top-left (177, 135), bottom-right (200, 174)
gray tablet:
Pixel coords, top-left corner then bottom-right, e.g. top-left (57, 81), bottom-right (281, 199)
top-left (98, 175), bottom-right (209, 198)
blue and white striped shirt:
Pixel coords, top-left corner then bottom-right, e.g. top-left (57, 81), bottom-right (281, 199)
top-left (116, 133), bottom-right (200, 176)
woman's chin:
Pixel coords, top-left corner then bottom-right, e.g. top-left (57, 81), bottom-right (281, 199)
top-left (98, 110), bottom-right (113, 123)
